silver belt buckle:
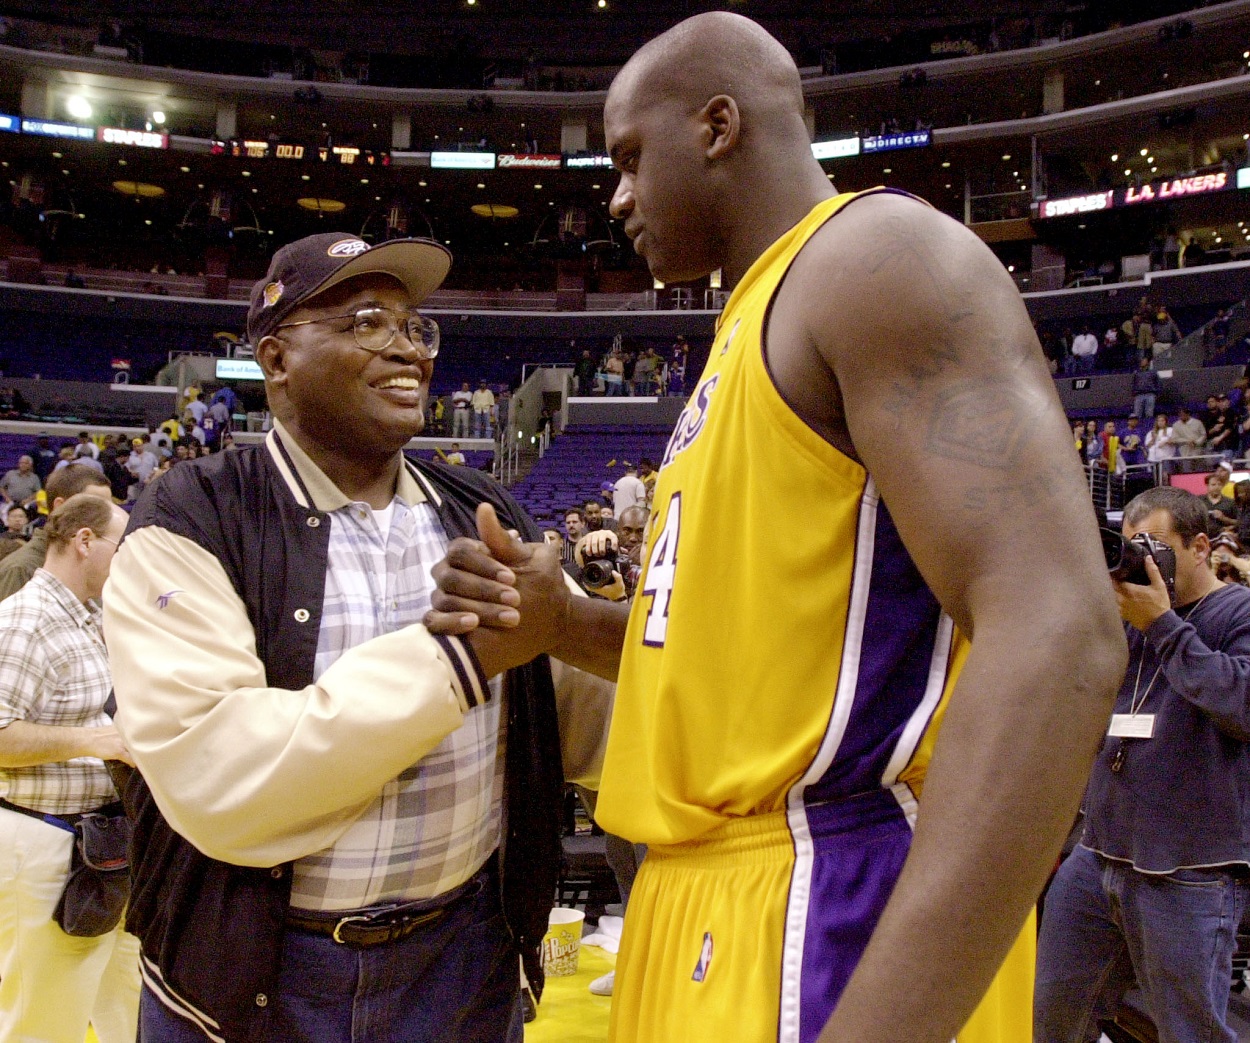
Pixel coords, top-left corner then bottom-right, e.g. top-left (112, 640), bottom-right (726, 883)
top-left (331, 914), bottom-right (372, 945)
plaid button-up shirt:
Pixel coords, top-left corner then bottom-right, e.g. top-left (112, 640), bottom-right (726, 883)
top-left (286, 463), bottom-right (503, 913)
top-left (0, 568), bottom-right (117, 815)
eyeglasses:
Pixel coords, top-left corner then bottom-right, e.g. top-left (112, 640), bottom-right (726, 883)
top-left (92, 535), bottom-right (120, 549)
top-left (276, 307), bottom-right (440, 358)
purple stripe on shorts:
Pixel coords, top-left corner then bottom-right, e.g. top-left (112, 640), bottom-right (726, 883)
top-left (793, 790), bottom-right (913, 1043)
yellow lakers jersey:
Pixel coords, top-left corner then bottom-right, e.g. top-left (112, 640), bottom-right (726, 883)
top-left (596, 191), bottom-right (969, 847)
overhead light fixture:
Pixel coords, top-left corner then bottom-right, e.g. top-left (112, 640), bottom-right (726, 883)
top-left (1151, 166), bottom-right (1157, 172)
top-left (179, 166), bottom-right (189, 173)
top-left (592, 183), bottom-right (600, 189)
top-left (51, 151), bottom-right (62, 159)
top-left (1007, 265), bottom-right (1015, 272)
top-left (1140, 148), bottom-right (1148, 156)
top-left (66, 96), bottom-right (92, 120)
top-left (117, 159), bottom-right (127, 166)
top-left (883, 167), bottom-right (892, 174)
top-left (534, 183), bottom-right (542, 189)
top-left (418, 180), bottom-right (428, 187)
top-left (598, 0), bottom-right (607, 7)
top-left (941, 161), bottom-right (950, 167)
top-left (297, 197), bottom-right (346, 213)
top-left (112, 180), bottom-right (165, 198)
top-left (1125, 168), bottom-right (1132, 176)
top-left (1001, 154), bottom-right (1011, 161)
top-left (1147, 156), bottom-right (1154, 163)
top-left (477, 182), bottom-right (485, 188)
top-left (471, 203), bottom-right (518, 218)
top-left (241, 170), bottom-right (251, 177)
top-left (301, 174), bottom-right (310, 181)
top-left (151, 111), bottom-right (165, 124)
top-left (1111, 153), bottom-right (1119, 162)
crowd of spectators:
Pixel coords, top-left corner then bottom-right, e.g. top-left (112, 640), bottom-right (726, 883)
top-left (1040, 296), bottom-right (1243, 378)
top-left (571, 337), bottom-right (689, 398)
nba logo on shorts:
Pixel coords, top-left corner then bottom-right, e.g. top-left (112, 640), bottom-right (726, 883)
top-left (691, 932), bottom-right (713, 982)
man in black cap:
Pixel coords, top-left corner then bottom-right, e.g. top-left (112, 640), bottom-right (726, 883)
top-left (103, 232), bottom-right (611, 1043)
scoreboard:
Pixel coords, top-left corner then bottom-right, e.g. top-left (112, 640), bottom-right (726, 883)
top-left (212, 139), bottom-right (389, 165)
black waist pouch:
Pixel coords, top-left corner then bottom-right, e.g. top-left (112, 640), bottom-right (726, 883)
top-left (54, 810), bottom-right (132, 937)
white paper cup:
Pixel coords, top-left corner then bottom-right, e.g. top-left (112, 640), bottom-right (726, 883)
top-left (541, 907), bottom-right (585, 976)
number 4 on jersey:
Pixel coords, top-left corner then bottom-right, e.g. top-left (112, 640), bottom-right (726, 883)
top-left (642, 494), bottom-right (681, 646)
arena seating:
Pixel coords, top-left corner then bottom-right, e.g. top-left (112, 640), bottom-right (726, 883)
top-left (509, 425), bottom-right (670, 525)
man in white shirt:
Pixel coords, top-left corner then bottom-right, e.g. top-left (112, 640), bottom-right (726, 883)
top-left (72, 432), bottom-right (99, 461)
top-left (451, 382), bottom-right (473, 439)
top-left (612, 465), bottom-right (646, 517)
top-left (123, 439), bottom-right (157, 491)
top-left (1071, 327), bottom-right (1099, 374)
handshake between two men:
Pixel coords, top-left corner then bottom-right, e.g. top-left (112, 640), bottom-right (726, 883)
top-left (425, 503), bottom-right (629, 683)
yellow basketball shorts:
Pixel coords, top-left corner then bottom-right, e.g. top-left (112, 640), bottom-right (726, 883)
top-left (607, 797), bottom-right (1034, 1043)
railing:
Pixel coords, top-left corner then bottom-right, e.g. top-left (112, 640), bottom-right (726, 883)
top-left (1088, 451), bottom-right (1250, 512)
top-left (494, 434), bottom-right (521, 485)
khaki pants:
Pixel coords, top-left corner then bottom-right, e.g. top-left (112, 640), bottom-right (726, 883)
top-left (0, 808), bottom-right (140, 1043)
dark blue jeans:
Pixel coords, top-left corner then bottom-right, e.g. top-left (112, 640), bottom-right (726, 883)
top-left (140, 871), bottom-right (523, 1043)
top-left (1035, 844), bottom-right (1248, 1043)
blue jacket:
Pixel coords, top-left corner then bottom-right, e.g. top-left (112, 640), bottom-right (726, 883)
top-left (1084, 582), bottom-right (1250, 873)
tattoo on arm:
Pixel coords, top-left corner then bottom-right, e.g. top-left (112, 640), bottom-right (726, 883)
top-left (860, 216), bottom-right (977, 326)
top-left (927, 382), bottom-right (1030, 469)
top-left (960, 461), bottom-right (1087, 516)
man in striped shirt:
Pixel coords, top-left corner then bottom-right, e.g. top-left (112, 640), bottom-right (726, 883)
top-left (0, 494), bottom-right (137, 1043)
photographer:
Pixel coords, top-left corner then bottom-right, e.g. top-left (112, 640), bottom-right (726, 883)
top-left (573, 505), bottom-right (647, 603)
top-left (1211, 533), bottom-right (1250, 587)
top-left (1036, 487), bottom-right (1250, 1043)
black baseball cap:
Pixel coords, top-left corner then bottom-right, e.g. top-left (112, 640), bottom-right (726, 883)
top-left (247, 233), bottom-right (452, 343)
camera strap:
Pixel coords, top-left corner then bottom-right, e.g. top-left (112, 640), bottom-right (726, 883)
top-left (1116, 586), bottom-right (1216, 727)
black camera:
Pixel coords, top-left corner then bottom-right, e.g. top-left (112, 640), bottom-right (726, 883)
top-left (1102, 529), bottom-right (1177, 603)
top-left (581, 547), bottom-right (618, 589)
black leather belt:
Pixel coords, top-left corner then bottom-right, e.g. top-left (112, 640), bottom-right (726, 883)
top-left (0, 797), bottom-right (122, 832)
top-left (285, 875), bottom-right (483, 948)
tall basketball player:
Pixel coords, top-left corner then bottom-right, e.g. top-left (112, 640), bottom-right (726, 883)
top-left (427, 13), bottom-right (1127, 1043)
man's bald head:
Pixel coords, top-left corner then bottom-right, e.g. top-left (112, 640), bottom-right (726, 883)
top-left (605, 13), bottom-right (832, 286)
top-left (607, 12), bottom-right (803, 124)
